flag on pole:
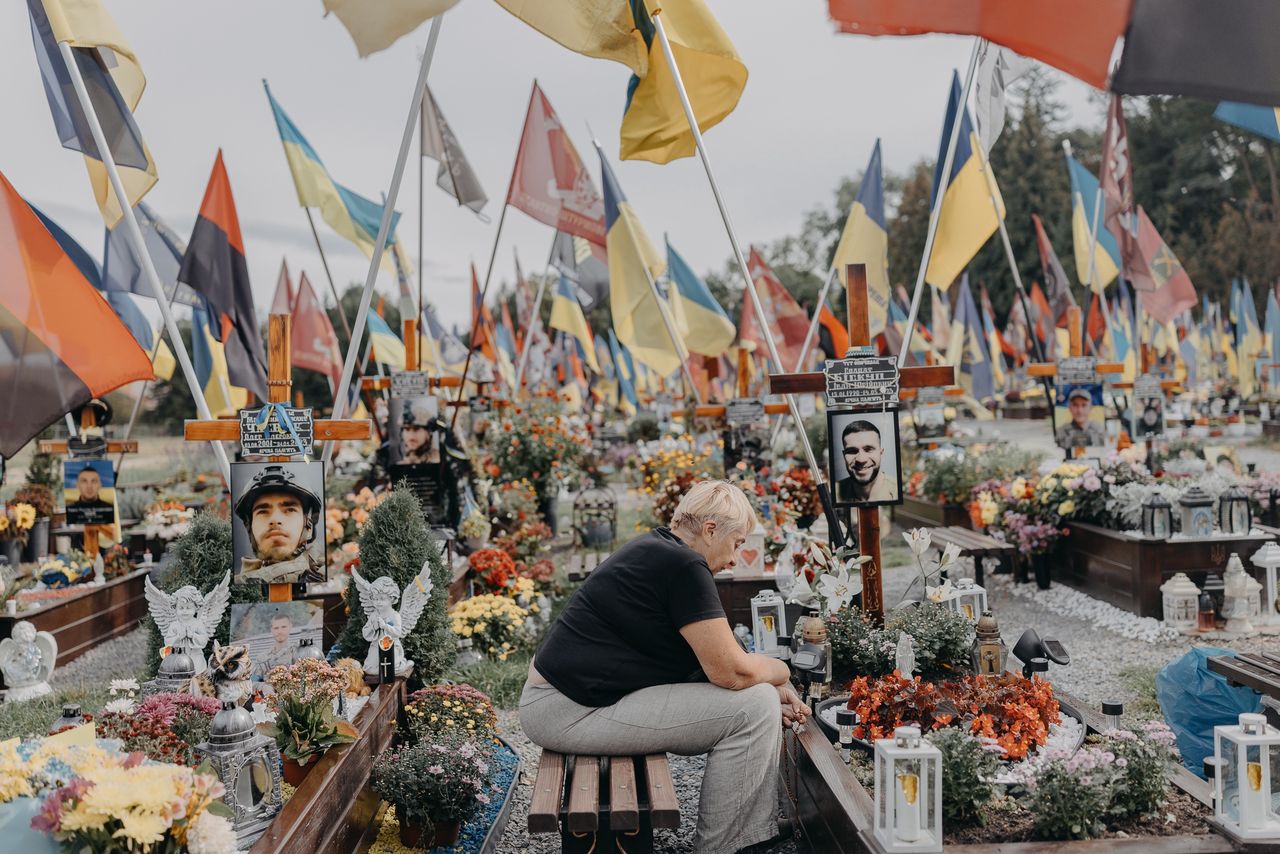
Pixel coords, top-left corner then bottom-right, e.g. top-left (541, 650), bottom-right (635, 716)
top-left (946, 276), bottom-right (994, 400)
top-left (831, 140), bottom-right (890, 335)
top-left (1065, 152), bottom-right (1120, 292)
top-left (366, 311), bottom-right (406, 370)
top-left (741, 248), bottom-right (810, 371)
top-left (1099, 96), bottom-right (1154, 292)
top-left (607, 329), bottom-right (639, 415)
top-left (178, 150), bottom-right (269, 402)
top-left (549, 274), bottom-right (602, 373)
top-left (191, 297), bottom-right (249, 418)
top-left (818, 305), bottom-right (852, 361)
top-left (1236, 278), bottom-right (1264, 399)
top-left (270, 260), bottom-right (296, 315)
top-left (978, 285), bottom-right (1007, 388)
top-left (1265, 290), bottom-right (1280, 391)
top-left (930, 286), bottom-right (951, 341)
top-left (292, 272), bottom-right (343, 392)
top-left (665, 240), bottom-right (735, 358)
top-left (26, 0), bottom-right (157, 227)
top-left (420, 85), bottom-right (488, 216)
top-left (509, 84), bottom-right (607, 246)
top-left (470, 263), bottom-right (499, 364)
top-left (1214, 101), bottom-right (1280, 143)
top-left (550, 230), bottom-right (610, 309)
top-left (321, 0), bottom-right (458, 57)
top-left (101, 202), bottom-right (200, 307)
top-left (925, 72), bottom-right (1004, 289)
top-left (1031, 213), bottom-right (1076, 329)
top-left (1133, 206), bottom-right (1197, 326)
top-left (973, 42), bottom-right (1030, 153)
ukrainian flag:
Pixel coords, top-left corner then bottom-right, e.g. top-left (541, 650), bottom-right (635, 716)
top-left (925, 73), bottom-right (1004, 289)
top-left (1266, 289), bottom-right (1280, 391)
top-left (192, 299), bottom-right (249, 417)
top-left (549, 274), bottom-right (601, 373)
top-left (1215, 102), bottom-right (1280, 143)
top-left (608, 329), bottom-right (639, 414)
top-left (265, 83), bottom-right (400, 271)
top-left (1111, 299), bottom-right (1137, 383)
top-left (1065, 153), bottom-right (1120, 292)
top-left (1236, 278), bottom-right (1264, 398)
top-left (666, 240), bottom-right (735, 357)
top-left (367, 311), bottom-right (406, 370)
top-left (832, 140), bottom-right (890, 335)
top-left (978, 293), bottom-right (1006, 389)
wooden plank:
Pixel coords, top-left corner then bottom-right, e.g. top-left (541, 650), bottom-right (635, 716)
top-left (566, 756), bottom-right (600, 833)
top-left (899, 387), bottom-right (965, 400)
top-left (528, 750), bottom-right (566, 834)
top-left (608, 757), bottom-right (640, 832)
top-left (945, 838), bottom-right (1233, 854)
top-left (846, 264), bottom-right (870, 347)
top-left (644, 754), bottom-right (680, 830)
top-left (38, 440), bottom-right (138, 454)
top-left (268, 314), bottom-right (291, 404)
top-left (183, 419), bottom-right (371, 441)
top-left (361, 375), bottom-right (463, 391)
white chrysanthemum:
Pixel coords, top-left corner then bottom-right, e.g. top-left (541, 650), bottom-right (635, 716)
top-left (187, 810), bottom-right (237, 854)
top-left (103, 698), bottom-right (137, 715)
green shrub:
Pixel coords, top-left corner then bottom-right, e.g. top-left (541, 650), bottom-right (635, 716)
top-left (827, 604), bottom-right (973, 680)
top-left (627, 415), bottom-right (660, 443)
top-left (1099, 721), bottom-right (1177, 818)
top-left (932, 728), bottom-right (1002, 825)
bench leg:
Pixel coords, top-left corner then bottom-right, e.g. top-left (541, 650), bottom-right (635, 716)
top-left (561, 817), bottom-right (654, 854)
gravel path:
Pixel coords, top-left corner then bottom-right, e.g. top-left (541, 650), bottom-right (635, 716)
top-left (50, 625), bottom-right (150, 691)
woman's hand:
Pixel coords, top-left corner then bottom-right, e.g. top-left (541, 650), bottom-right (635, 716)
top-left (777, 684), bottom-right (808, 728)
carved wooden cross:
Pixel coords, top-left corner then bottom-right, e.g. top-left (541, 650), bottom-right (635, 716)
top-left (769, 264), bottom-right (955, 623)
top-left (39, 404), bottom-right (134, 558)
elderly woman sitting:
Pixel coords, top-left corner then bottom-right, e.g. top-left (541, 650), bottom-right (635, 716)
top-left (521, 480), bottom-right (806, 854)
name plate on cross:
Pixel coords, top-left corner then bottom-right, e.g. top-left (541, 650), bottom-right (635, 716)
top-left (239, 406), bottom-right (314, 457)
top-left (469, 396), bottom-right (491, 414)
top-left (1058, 356), bottom-right (1099, 385)
top-left (917, 387), bottom-right (945, 406)
top-left (824, 356), bottom-right (900, 409)
top-left (726, 397), bottom-right (766, 425)
top-left (391, 370), bottom-right (431, 399)
top-left (1134, 374), bottom-right (1163, 399)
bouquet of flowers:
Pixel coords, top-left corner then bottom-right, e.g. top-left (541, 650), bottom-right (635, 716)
top-left (493, 521), bottom-right (551, 564)
top-left (97, 691), bottom-right (221, 766)
top-left (326, 487), bottom-right (387, 547)
top-left (516, 557), bottom-right (556, 592)
top-left (769, 465), bottom-right (822, 520)
top-left (38, 553), bottom-right (93, 589)
top-left (1033, 462), bottom-right (1092, 523)
top-left (469, 548), bottom-right (516, 593)
top-left (404, 683), bottom-right (499, 746)
top-left (996, 510), bottom-right (1064, 556)
top-left (481, 395), bottom-right (585, 502)
top-left (449, 594), bottom-right (530, 661)
top-left (265, 658), bottom-right (348, 711)
top-left (458, 507), bottom-right (491, 543)
top-left (142, 499), bottom-right (195, 541)
top-left (0, 502), bottom-right (37, 543)
top-left (634, 435), bottom-right (717, 497)
top-left (372, 738), bottom-right (497, 834)
top-left (490, 480), bottom-right (540, 534)
top-left (12, 485), bottom-right (55, 519)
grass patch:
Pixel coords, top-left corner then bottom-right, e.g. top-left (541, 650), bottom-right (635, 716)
top-left (446, 651), bottom-right (534, 709)
top-left (1115, 664), bottom-right (1163, 722)
top-left (0, 684), bottom-right (115, 742)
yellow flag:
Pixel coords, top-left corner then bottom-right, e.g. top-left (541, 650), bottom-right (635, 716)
top-left (322, 0), bottom-right (459, 57)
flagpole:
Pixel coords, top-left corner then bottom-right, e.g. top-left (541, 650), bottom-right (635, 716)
top-left (899, 40), bottom-right (982, 368)
top-left (650, 11), bottom-right (834, 535)
top-left (417, 103), bottom-right (428, 376)
top-left (117, 287), bottom-right (183, 472)
top-left (325, 14), bottom-right (442, 465)
top-left (514, 250), bottom-right (555, 396)
top-left (55, 41), bottom-right (230, 482)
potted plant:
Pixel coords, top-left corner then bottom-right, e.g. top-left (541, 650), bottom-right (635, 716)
top-left (0, 502), bottom-right (35, 568)
top-left (458, 507), bottom-right (491, 551)
top-left (372, 737), bottom-right (495, 848)
top-left (13, 485), bottom-right (54, 563)
top-left (261, 693), bottom-right (357, 785)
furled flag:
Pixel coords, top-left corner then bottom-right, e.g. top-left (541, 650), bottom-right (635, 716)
top-left (741, 248), bottom-right (811, 372)
top-left (509, 84), bottom-right (607, 246)
top-left (1065, 152), bottom-right (1121, 292)
top-left (1266, 290), bottom-right (1280, 391)
top-left (322, 0), bottom-right (458, 57)
top-left (269, 260), bottom-right (296, 315)
top-left (818, 304), bottom-right (851, 362)
top-left (925, 72), bottom-right (1004, 289)
top-left (421, 85), bottom-right (487, 217)
top-left (191, 297), bottom-right (249, 418)
top-left (1005, 290), bottom-right (1030, 363)
top-left (978, 285), bottom-right (1007, 388)
top-left (366, 311), bottom-right (406, 370)
top-left (945, 276), bottom-right (995, 401)
top-left (424, 304), bottom-right (469, 371)
top-left (293, 272), bottom-right (343, 393)
top-left (666, 240), bottom-right (735, 358)
top-left (101, 202), bottom-right (200, 307)
top-left (549, 275), bottom-right (601, 373)
top-left (930, 286), bottom-right (951, 342)
top-left (607, 329), bottom-right (640, 415)
top-left (599, 145), bottom-right (685, 378)
top-left (470, 263), bottom-right (499, 365)
top-left (830, 140), bottom-right (890, 337)
top-left (973, 42), bottom-right (1030, 153)
top-left (498, 299), bottom-right (521, 366)
top-left (550, 230), bottom-right (610, 310)
top-left (178, 151), bottom-right (269, 402)
top-left (1031, 214), bottom-right (1077, 329)
top-left (0, 171), bottom-right (153, 456)
top-left (265, 83), bottom-right (402, 272)
top-left (1235, 278), bottom-right (1265, 399)
top-left (26, 0), bottom-right (157, 227)
top-left (1099, 96), bottom-right (1155, 292)
top-left (1214, 101), bottom-right (1280, 143)
top-left (1133, 206), bottom-right (1197, 326)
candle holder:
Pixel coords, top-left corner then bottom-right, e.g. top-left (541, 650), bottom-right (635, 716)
top-left (1213, 713), bottom-right (1280, 839)
top-left (873, 725), bottom-right (942, 852)
top-left (750, 590), bottom-right (787, 658)
top-left (1179, 486), bottom-right (1215, 538)
top-left (1141, 493), bottom-right (1173, 539)
top-left (943, 578), bottom-right (986, 623)
top-left (1219, 485), bottom-right (1252, 536)
top-left (1251, 542), bottom-right (1280, 630)
top-left (1160, 573), bottom-right (1201, 634)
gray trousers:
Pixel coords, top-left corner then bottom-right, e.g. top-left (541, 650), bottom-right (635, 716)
top-left (519, 680), bottom-right (782, 854)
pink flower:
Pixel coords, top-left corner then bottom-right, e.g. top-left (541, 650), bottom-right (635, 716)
top-left (428, 765), bottom-right (444, 775)
top-left (477, 793), bottom-right (490, 804)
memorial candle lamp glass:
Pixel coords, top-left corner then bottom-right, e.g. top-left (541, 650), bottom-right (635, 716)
top-left (1219, 485), bottom-right (1252, 536)
top-left (944, 578), bottom-right (986, 623)
top-left (750, 590), bottom-right (787, 658)
top-left (1251, 542), bottom-right (1280, 627)
top-left (194, 700), bottom-right (284, 847)
top-left (1141, 493), bottom-right (1173, 539)
top-left (873, 725), bottom-right (942, 853)
top-left (1179, 486), bottom-right (1216, 538)
top-left (1160, 573), bottom-right (1202, 634)
top-left (1214, 713), bottom-right (1280, 839)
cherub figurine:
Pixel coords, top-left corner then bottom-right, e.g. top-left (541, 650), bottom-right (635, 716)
top-left (351, 561), bottom-right (434, 676)
top-left (145, 570), bottom-right (231, 672)
top-left (0, 621), bottom-right (57, 702)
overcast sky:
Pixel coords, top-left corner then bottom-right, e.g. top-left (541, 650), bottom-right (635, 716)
top-left (1, 1), bottom-right (1102, 334)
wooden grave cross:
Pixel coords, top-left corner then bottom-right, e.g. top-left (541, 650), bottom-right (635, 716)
top-left (183, 313), bottom-right (371, 603)
top-left (769, 263), bottom-right (955, 623)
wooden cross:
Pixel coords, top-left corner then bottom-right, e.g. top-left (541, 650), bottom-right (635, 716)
top-left (769, 264), bottom-right (955, 623)
top-left (183, 314), bottom-right (371, 602)
top-left (39, 404), bottom-right (133, 558)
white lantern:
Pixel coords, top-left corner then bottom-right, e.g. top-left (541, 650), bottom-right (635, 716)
top-left (736, 524), bottom-right (766, 579)
top-left (1251, 543), bottom-right (1280, 629)
top-left (1224, 554), bottom-right (1261, 635)
top-left (1214, 713), bottom-right (1280, 839)
top-left (873, 726), bottom-right (942, 853)
top-left (750, 590), bottom-right (787, 658)
top-left (944, 578), bottom-right (986, 623)
top-left (1160, 573), bottom-right (1201, 634)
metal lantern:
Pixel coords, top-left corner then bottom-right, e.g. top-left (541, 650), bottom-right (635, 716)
top-left (1142, 493), bottom-right (1174, 539)
top-left (1224, 554), bottom-right (1262, 635)
top-left (873, 726), bottom-right (943, 853)
top-left (194, 701), bottom-right (284, 847)
top-left (1179, 486), bottom-right (1216, 538)
top-left (572, 486), bottom-right (617, 552)
top-left (944, 579), bottom-right (987, 623)
top-left (750, 589), bottom-right (787, 658)
top-left (141, 647), bottom-right (197, 697)
top-left (1213, 713), bottom-right (1280, 839)
top-left (970, 611), bottom-right (1008, 676)
top-left (1160, 573), bottom-right (1202, 634)
top-left (1219, 485), bottom-right (1253, 536)
top-left (1250, 542), bottom-right (1280, 629)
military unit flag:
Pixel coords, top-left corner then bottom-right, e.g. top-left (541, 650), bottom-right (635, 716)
top-left (421, 85), bottom-right (488, 217)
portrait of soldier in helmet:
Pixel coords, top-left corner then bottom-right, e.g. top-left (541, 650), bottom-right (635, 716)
top-left (389, 395), bottom-right (441, 466)
top-left (230, 462), bottom-right (326, 584)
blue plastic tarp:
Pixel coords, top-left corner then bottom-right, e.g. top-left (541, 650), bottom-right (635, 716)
top-left (1156, 646), bottom-right (1263, 776)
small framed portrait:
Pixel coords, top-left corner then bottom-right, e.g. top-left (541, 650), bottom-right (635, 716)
top-left (389, 462), bottom-right (452, 527)
top-left (1053, 383), bottom-right (1106, 449)
top-left (231, 461), bottom-right (326, 585)
top-left (63, 459), bottom-right (117, 526)
top-left (230, 601), bottom-right (324, 681)
top-left (1133, 396), bottom-right (1165, 439)
top-left (914, 402), bottom-right (948, 442)
top-left (828, 409), bottom-right (903, 508)
top-left (388, 395), bottom-right (442, 466)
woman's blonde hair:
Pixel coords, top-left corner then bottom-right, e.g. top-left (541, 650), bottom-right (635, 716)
top-left (670, 480), bottom-right (756, 538)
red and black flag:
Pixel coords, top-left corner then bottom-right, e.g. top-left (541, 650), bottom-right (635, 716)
top-left (0, 169), bottom-right (152, 456)
top-left (178, 150), bottom-right (268, 401)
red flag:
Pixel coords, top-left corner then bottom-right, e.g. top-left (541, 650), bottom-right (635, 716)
top-left (471, 263), bottom-right (498, 362)
top-left (1099, 96), bottom-right (1155, 292)
top-left (1029, 281), bottom-right (1054, 356)
top-left (508, 83), bottom-right (606, 247)
top-left (739, 248), bottom-right (810, 370)
top-left (818, 304), bottom-right (850, 360)
top-left (1032, 214), bottom-right (1076, 328)
top-left (1134, 206), bottom-right (1197, 325)
top-left (1087, 292), bottom-right (1107, 347)
top-left (1006, 293), bottom-right (1030, 363)
top-left (270, 260), bottom-right (296, 314)
top-left (292, 272), bottom-right (342, 392)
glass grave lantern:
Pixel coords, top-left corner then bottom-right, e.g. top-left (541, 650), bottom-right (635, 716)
top-left (1219, 485), bottom-right (1252, 536)
top-left (874, 725), bottom-right (942, 853)
top-left (750, 589), bottom-right (787, 658)
top-left (141, 647), bottom-right (197, 697)
top-left (1214, 713), bottom-right (1280, 839)
top-left (195, 701), bottom-right (284, 847)
top-left (1224, 553), bottom-right (1262, 635)
top-left (970, 611), bottom-right (1007, 676)
top-left (1180, 486), bottom-right (1216, 538)
top-left (944, 578), bottom-right (986, 623)
top-left (1251, 542), bottom-right (1280, 629)
top-left (572, 486), bottom-right (617, 551)
top-left (1160, 573), bottom-right (1202, 634)
top-left (1142, 493), bottom-right (1174, 539)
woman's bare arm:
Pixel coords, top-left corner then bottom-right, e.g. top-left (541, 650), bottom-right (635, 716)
top-left (680, 617), bottom-right (791, 690)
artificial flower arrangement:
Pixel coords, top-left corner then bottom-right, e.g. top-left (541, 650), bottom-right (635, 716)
top-left (493, 521), bottom-right (551, 565)
top-left (481, 394), bottom-right (585, 503)
top-left (404, 683), bottom-right (499, 746)
top-left (264, 658), bottom-right (348, 713)
top-left (469, 548), bottom-right (516, 593)
top-left (96, 690), bottom-right (222, 767)
top-left (0, 501), bottom-right (37, 542)
top-left (37, 553), bottom-right (93, 589)
top-left (448, 594), bottom-right (530, 661)
top-left (458, 507), bottom-right (491, 543)
top-left (141, 498), bottom-right (195, 542)
top-left (769, 465), bottom-right (822, 521)
top-left (12, 485), bottom-right (55, 519)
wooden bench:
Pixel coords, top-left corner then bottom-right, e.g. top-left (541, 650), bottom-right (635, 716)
top-left (566, 551), bottom-right (609, 582)
top-left (929, 525), bottom-right (1018, 586)
top-left (529, 750), bottom-right (680, 852)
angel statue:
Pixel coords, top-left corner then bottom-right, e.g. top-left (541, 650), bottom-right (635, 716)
top-left (144, 570), bottom-right (231, 673)
top-left (0, 621), bottom-right (57, 702)
top-left (351, 561), bottom-right (434, 677)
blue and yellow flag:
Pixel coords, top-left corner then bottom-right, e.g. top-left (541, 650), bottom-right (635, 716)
top-left (1065, 153), bottom-right (1120, 292)
top-left (1265, 289), bottom-right (1280, 392)
top-left (666, 239), bottom-right (735, 357)
top-left (549, 274), bottom-right (602, 373)
top-left (1215, 101), bottom-right (1280, 143)
top-left (192, 298), bottom-right (249, 417)
top-left (832, 140), bottom-right (891, 334)
top-left (607, 329), bottom-right (640, 414)
top-left (366, 311), bottom-right (406, 370)
top-left (925, 74), bottom-right (1004, 289)
top-left (1235, 278), bottom-right (1264, 398)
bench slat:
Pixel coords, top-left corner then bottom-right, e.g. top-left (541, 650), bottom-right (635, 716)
top-left (608, 756), bottom-right (640, 832)
top-left (644, 754), bottom-right (680, 830)
top-left (567, 756), bottom-right (601, 833)
top-left (528, 750), bottom-right (566, 834)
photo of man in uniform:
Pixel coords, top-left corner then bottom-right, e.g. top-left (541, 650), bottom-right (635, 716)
top-left (232, 463), bottom-right (325, 584)
top-left (252, 611), bottom-right (300, 679)
top-left (393, 397), bottom-right (441, 465)
top-left (64, 460), bottom-right (117, 526)
top-left (831, 415), bottom-right (900, 505)
top-left (1055, 385), bottom-right (1107, 448)
top-left (1135, 397), bottom-right (1164, 438)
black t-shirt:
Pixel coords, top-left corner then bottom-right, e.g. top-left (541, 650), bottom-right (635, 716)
top-left (535, 527), bottom-right (725, 707)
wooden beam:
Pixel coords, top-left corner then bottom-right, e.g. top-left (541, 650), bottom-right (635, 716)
top-left (899, 387), bottom-right (965, 401)
top-left (684, 403), bottom-right (790, 418)
top-left (403, 318), bottom-right (418, 372)
top-left (845, 264), bottom-right (869, 348)
top-left (770, 363), bottom-right (954, 396)
top-left (1026, 361), bottom-right (1125, 378)
top-left (737, 346), bottom-right (750, 397)
top-left (361, 375), bottom-right (463, 391)
top-left (267, 314), bottom-right (291, 405)
top-left (1112, 379), bottom-right (1181, 391)
top-left (38, 440), bottom-right (138, 454)
top-left (184, 420), bottom-right (371, 442)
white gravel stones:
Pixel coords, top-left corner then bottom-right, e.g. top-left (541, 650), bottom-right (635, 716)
top-left (986, 572), bottom-right (1181, 644)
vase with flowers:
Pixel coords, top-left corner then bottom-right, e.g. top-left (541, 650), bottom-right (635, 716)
top-left (372, 737), bottom-right (496, 848)
top-left (0, 502), bottom-right (36, 567)
top-left (13, 486), bottom-right (53, 562)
